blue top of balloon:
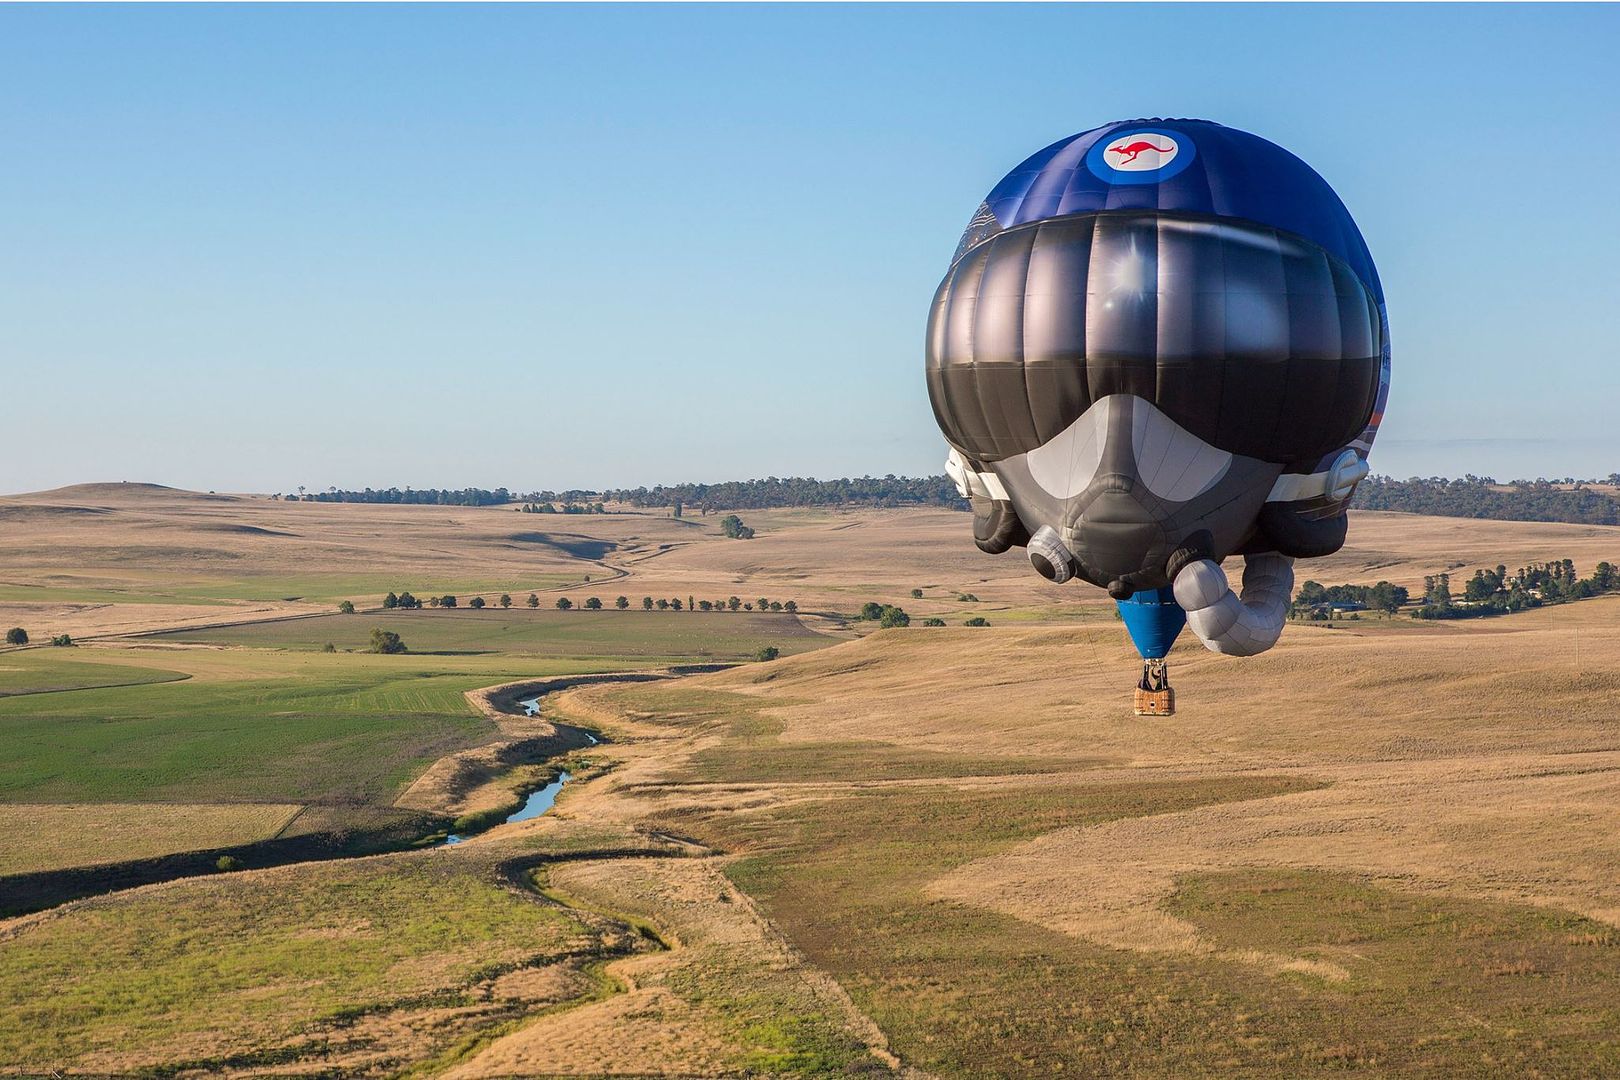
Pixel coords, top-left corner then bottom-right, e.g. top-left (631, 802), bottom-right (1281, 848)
top-left (978, 118), bottom-right (1382, 304)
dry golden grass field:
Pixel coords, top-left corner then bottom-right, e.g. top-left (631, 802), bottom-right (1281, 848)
top-left (1, 483), bottom-right (1618, 1076)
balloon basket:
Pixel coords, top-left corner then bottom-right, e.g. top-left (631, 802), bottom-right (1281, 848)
top-left (1133, 686), bottom-right (1175, 716)
top-left (1133, 659), bottom-right (1174, 716)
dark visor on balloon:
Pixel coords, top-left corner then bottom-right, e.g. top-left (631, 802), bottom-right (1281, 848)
top-left (926, 211), bottom-right (1383, 466)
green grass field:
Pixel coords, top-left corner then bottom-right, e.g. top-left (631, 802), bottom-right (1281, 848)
top-left (0, 648), bottom-right (616, 805)
top-left (0, 652), bottom-right (190, 697)
top-left (152, 607), bottom-right (834, 661)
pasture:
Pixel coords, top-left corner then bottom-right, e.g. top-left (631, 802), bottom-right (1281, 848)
top-left (2, 487), bottom-right (1619, 1076)
top-left (151, 606), bottom-right (836, 660)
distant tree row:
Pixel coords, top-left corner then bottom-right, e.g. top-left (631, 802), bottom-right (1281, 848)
top-left (277, 487), bottom-right (515, 506)
top-left (1291, 580), bottom-right (1410, 617)
top-left (603, 475), bottom-right (968, 512)
top-left (518, 501), bottom-right (605, 514)
top-left (1352, 475), bottom-right (1620, 525)
top-left (1293, 559), bottom-right (1620, 623)
top-left (1413, 559), bottom-right (1619, 619)
top-left (556, 595), bottom-right (798, 613)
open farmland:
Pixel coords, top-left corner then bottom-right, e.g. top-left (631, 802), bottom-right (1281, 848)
top-left (1, 486), bottom-right (1619, 1075)
top-left (150, 606), bottom-right (835, 661)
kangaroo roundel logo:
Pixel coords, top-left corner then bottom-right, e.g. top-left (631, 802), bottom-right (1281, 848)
top-left (1085, 128), bottom-right (1196, 185)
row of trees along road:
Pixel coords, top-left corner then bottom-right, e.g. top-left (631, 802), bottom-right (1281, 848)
top-left (556, 596), bottom-right (797, 612)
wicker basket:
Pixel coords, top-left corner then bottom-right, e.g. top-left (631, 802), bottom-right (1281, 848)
top-left (1133, 686), bottom-right (1175, 716)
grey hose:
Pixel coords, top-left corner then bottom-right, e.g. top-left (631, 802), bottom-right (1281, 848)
top-left (1172, 553), bottom-right (1295, 657)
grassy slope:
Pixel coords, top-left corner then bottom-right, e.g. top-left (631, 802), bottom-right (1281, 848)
top-left (582, 617), bottom-right (1620, 1078)
top-left (0, 648), bottom-right (619, 805)
top-left (0, 850), bottom-right (590, 1072)
top-left (152, 607), bottom-right (833, 661)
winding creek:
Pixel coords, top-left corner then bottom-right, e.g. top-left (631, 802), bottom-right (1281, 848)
top-left (442, 694), bottom-right (600, 845)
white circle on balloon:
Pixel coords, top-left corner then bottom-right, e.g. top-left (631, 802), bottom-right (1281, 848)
top-left (1101, 133), bottom-right (1181, 172)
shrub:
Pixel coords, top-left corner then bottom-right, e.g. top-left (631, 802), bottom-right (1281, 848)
top-left (921, 617), bottom-right (946, 627)
top-left (499, 593), bottom-right (512, 608)
top-left (911, 588), bottom-right (924, 599)
top-left (754, 645), bottom-right (781, 662)
top-left (321, 642), bottom-right (336, 653)
top-left (878, 605), bottom-right (910, 628)
top-left (859, 601), bottom-right (885, 621)
top-left (784, 600), bottom-right (797, 613)
top-left (369, 628), bottom-right (408, 654)
top-left (337, 600), bottom-right (355, 614)
top-left (956, 593), bottom-right (980, 603)
top-left (50, 633), bottom-right (74, 646)
top-left (4, 628), bottom-right (26, 646)
top-left (964, 616), bottom-right (990, 627)
top-left (215, 855), bottom-right (242, 872)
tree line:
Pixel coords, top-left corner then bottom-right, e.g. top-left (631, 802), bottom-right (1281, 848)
top-left (1411, 559), bottom-right (1619, 619)
top-left (556, 595), bottom-right (797, 613)
top-left (1352, 475), bottom-right (1620, 526)
top-left (1291, 558), bottom-right (1619, 622)
top-left (602, 475), bottom-right (968, 512)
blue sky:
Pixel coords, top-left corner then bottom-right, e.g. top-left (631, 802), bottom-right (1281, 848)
top-left (2, 3), bottom-right (1616, 494)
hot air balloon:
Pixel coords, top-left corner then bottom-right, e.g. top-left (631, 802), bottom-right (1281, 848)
top-left (927, 119), bottom-right (1389, 713)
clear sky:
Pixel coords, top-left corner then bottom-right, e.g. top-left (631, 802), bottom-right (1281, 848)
top-left (2, 3), bottom-right (1616, 495)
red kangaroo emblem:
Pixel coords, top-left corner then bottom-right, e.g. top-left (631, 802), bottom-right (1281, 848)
top-left (1108, 139), bottom-right (1175, 165)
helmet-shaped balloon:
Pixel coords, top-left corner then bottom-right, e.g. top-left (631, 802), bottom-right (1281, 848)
top-left (928, 119), bottom-right (1389, 675)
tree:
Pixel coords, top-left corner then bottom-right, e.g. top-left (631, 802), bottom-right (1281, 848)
top-left (527, 593), bottom-right (540, 608)
top-left (4, 628), bottom-right (26, 646)
top-left (719, 514), bottom-right (755, 539)
top-left (440, 595), bottom-right (458, 609)
top-left (699, 599), bottom-right (713, 611)
top-left (754, 645), bottom-right (781, 662)
top-left (322, 642), bottom-right (336, 653)
top-left (51, 633), bottom-right (74, 646)
top-left (744, 603), bottom-right (753, 611)
top-left (672, 598), bottom-right (683, 611)
top-left (337, 600), bottom-right (355, 614)
top-left (757, 597), bottom-right (770, 613)
top-left (672, 499), bottom-right (683, 518)
top-left (556, 597), bottom-right (573, 610)
top-left (383, 591), bottom-right (399, 610)
top-left (499, 593), bottom-right (512, 609)
top-left (728, 596), bottom-right (742, 612)
top-left (643, 597), bottom-right (655, 610)
top-left (911, 588), bottom-right (923, 599)
top-left (584, 597), bottom-right (603, 610)
top-left (878, 605), bottom-right (910, 628)
top-left (859, 602), bottom-right (885, 621)
top-left (784, 600), bottom-right (797, 613)
top-left (369, 627), bottom-right (407, 654)
top-left (398, 591), bottom-right (419, 609)
top-left (469, 596), bottom-right (486, 609)
top-left (921, 617), bottom-right (946, 627)
top-left (769, 600), bottom-right (783, 611)
top-left (688, 595), bottom-right (695, 613)
top-left (657, 598), bottom-right (670, 610)
top-left (964, 616), bottom-right (990, 627)
top-left (616, 596), bottom-right (630, 609)
top-left (429, 596), bottom-right (441, 607)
